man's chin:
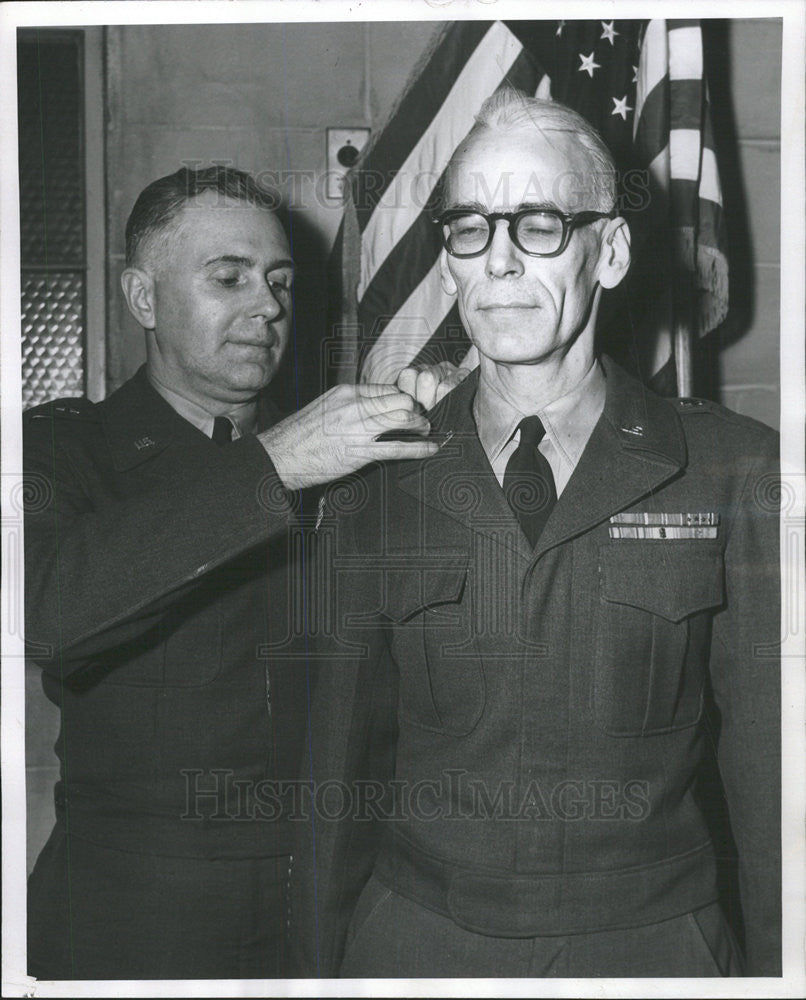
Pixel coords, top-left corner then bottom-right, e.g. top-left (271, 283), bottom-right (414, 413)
top-left (210, 370), bottom-right (274, 402)
top-left (472, 336), bottom-right (551, 367)
top-left (228, 354), bottom-right (283, 389)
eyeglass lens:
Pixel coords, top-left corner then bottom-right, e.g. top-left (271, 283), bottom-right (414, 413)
top-left (445, 211), bottom-right (564, 255)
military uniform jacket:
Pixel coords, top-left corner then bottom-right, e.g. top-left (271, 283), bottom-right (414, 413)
top-left (294, 357), bottom-right (781, 976)
top-left (24, 367), bottom-right (309, 858)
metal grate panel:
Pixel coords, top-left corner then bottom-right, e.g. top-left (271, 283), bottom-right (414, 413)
top-left (19, 31), bottom-right (86, 409)
top-left (22, 273), bottom-right (84, 407)
top-left (18, 37), bottom-right (84, 267)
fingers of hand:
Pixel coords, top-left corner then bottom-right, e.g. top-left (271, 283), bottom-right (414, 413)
top-left (395, 367), bottom-right (418, 397)
top-left (358, 381), bottom-right (404, 399)
top-left (412, 370), bottom-right (438, 411)
top-left (372, 408), bottom-right (430, 433)
top-left (371, 439), bottom-right (441, 460)
top-left (361, 390), bottom-right (417, 420)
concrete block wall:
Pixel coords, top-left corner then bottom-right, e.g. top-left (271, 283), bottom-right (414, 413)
top-left (711, 18), bottom-right (782, 430)
top-left (26, 18), bottom-right (782, 873)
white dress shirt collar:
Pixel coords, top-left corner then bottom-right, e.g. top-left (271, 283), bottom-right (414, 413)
top-left (472, 358), bottom-right (607, 495)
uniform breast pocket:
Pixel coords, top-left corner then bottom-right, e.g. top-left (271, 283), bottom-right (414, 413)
top-left (595, 541), bottom-right (725, 736)
top-left (382, 554), bottom-right (484, 737)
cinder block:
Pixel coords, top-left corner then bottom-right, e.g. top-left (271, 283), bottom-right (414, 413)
top-left (118, 24), bottom-right (366, 130)
top-left (737, 141), bottom-right (780, 266)
top-left (724, 20), bottom-right (782, 141)
top-left (719, 384), bottom-right (779, 430)
top-left (719, 264), bottom-right (780, 387)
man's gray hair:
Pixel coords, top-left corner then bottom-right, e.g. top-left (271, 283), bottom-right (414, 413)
top-left (446, 88), bottom-right (617, 213)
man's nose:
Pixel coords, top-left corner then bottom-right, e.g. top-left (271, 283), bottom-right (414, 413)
top-left (485, 219), bottom-right (524, 278)
top-left (253, 279), bottom-right (285, 320)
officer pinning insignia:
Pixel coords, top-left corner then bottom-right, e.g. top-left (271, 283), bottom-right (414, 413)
top-left (609, 511), bottom-right (719, 539)
top-left (134, 436), bottom-right (156, 450)
top-left (620, 424), bottom-right (644, 436)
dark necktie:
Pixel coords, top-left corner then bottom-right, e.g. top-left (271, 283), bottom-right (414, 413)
top-left (211, 415), bottom-right (234, 445)
top-left (502, 415), bottom-right (557, 547)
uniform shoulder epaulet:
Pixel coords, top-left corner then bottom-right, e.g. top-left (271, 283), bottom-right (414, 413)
top-left (674, 396), bottom-right (714, 413)
top-left (674, 394), bottom-right (778, 442)
top-left (24, 396), bottom-right (100, 424)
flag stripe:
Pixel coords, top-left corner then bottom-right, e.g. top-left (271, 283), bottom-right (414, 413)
top-left (633, 76), bottom-right (670, 165)
top-left (411, 303), bottom-right (466, 370)
top-left (360, 262), bottom-right (456, 383)
top-left (633, 18), bottom-right (668, 131)
top-left (699, 147), bottom-right (721, 205)
top-left (669, 79), bottom-right (705, 132)
top-left (668, 25), bottom-right (703, 79)
top-left (352, 21), bottom-right (492, 230)
top-left (669, 128), bottom-right (702, 182)
top-left (357, 22), bottom-right (524, 298)
top-left (648, 144), bottom-right (671, 192)
top-left (358, 211), bottom-right (441, 333)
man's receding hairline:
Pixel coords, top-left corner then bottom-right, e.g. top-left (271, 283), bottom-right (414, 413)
top-left (441, 90), bottom-right (618, 214)
top-left (445, 128), bottom-right (610, 214)
top-left (124, 165), bottom-right (284, 268)
top-left (131, 194), bottom-right (283, 272)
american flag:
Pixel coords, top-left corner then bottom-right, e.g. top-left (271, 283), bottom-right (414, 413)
top-left (331, 19), bottom-right (728, 395)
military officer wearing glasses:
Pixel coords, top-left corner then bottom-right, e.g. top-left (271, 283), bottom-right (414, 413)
top-left (294, 90), bottom-right (781, 978)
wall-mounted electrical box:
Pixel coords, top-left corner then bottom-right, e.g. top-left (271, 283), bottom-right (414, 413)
top-left (326, 127), bottom-right (371, 200)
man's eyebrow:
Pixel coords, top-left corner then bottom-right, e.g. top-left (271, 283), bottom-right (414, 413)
top-left (203, 254), bottom-right (295, 270)
top-left (444, 201), bottom-right (563, 214)
top-left (204, 254), bottom-right (253, 267)
top-left (515, 200), bottom-right (563, 213)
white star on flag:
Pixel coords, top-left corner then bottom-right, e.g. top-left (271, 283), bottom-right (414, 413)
top-left (556, 20), bottom-right (565, 38)
top-left (611, 95), bottom-right (632, 120)
top-left (632, 64), bottom-right (639, 83)
top-left (578, 52), bottom-right (601, 78)
top-left (601, 21), bottom-right (618, 45)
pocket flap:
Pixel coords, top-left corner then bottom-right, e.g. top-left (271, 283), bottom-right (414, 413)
top-left (380, 550), bottom-right (469, 623)
top-left (600, 541), bottom-right (724, 623)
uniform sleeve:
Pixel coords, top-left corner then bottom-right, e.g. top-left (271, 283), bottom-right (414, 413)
top-left (24, 413), bottom-right (297, 676)
top-left (708, 439), bottom-right (781, 975)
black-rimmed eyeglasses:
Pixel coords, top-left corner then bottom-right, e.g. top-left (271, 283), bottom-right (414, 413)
top-left (435, 207), bottom-right (617, 259)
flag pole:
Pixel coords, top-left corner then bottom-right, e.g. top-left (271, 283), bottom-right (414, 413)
top-left (673, 271), bottom-right (695, 397)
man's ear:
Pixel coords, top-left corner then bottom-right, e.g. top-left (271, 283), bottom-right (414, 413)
top-left (597, 218), bottom-right (631, 290)
top-left (120, 267), bottom-right (157, 330)
top-left (439, 250), bottom-right (458, 296)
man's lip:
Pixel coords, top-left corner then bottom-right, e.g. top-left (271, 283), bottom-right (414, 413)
top-left (229, 339), bottom-right (277, 348)
top-left (476, 302), bottom-right (537, 310)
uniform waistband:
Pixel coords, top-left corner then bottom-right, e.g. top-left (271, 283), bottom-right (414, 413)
top-left (375, 829), bottom-right (719, 938)
top-left (56, 803), bottom-right (292, 860)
